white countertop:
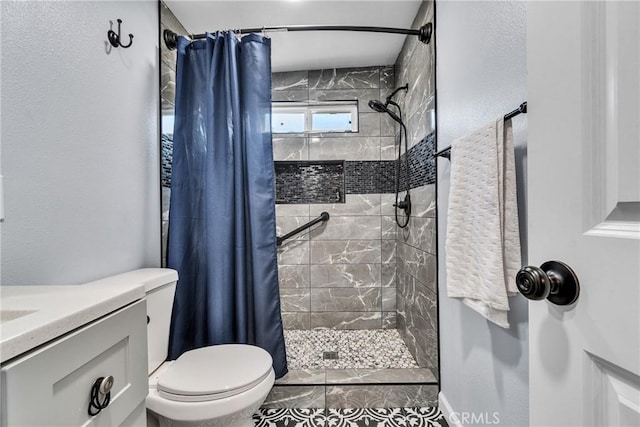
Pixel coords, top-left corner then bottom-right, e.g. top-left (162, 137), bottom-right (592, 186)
top-left (0, 276), bottom-right (146, 363)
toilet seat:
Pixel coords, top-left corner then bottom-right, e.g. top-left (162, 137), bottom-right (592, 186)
top-left (156, 344), bottom-right (273, 403)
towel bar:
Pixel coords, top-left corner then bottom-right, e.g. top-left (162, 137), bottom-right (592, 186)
top-left (435, 102), bottom-right (527, 160)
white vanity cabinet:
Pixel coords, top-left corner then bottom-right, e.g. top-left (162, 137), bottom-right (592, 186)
top-left (1, 299), bottom-right (148, 426)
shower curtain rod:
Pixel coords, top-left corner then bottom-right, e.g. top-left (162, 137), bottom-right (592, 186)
top-left (163, 23), bottom-right (433, 50)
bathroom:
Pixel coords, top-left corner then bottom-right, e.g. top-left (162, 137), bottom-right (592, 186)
top-left (1, 1), bottom-right (639, 427)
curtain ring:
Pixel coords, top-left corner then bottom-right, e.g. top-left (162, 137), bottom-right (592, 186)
top-left (262, 26), bottom-right (266, 37)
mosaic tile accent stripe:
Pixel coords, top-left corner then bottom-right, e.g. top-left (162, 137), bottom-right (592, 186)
top-left (399, 132), bottom-right (436, 191)
top-left (161, 134), bottom-right (173, 188)
top-left (253, 407), bottom-right (448, 427)
top-left (344, 161), bottom-right (396, 194)
top-left (275, 161), bottom-right (345, 204)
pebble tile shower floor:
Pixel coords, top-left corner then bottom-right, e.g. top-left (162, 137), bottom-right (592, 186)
top-left (284, 329), bottom-right (419, 370)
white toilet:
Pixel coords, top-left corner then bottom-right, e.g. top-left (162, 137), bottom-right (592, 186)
top-left (140, 268), bottom-right (275, 427)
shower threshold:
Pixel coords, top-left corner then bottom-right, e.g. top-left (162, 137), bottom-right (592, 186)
top-left (277, 366), bottom-right (437, 386)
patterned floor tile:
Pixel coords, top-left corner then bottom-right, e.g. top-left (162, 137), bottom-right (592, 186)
top-left (253, 407), bottom-right (448, 427)
top-left (326, 407), bottom-right (405, 426)
top-left (284, 329), bottom-right (419, 369)
top-left (402, 407), bottom-right (448, 426)
top-left (253, 408), bottom-right (326, 426)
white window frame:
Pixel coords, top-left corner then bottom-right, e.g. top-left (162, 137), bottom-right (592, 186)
top-left (272, 101), bottom-right (359, 134)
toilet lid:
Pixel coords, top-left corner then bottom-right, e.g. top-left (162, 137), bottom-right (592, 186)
top-left (157, 344), bottom-right (273, 402)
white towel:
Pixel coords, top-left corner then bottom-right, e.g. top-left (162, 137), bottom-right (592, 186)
top-left (446, 117), bottom-right (522, 328)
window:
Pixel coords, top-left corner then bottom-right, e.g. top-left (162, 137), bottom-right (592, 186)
top-left (162, 114), bottom-right (175, 136)
top-left (272, 101), bottom-right (358, 134)
top-left (272, 109), bottom-right (305, 133)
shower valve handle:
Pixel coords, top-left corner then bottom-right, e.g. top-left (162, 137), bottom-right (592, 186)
top-left (393, 194), bottom-right (411, 216)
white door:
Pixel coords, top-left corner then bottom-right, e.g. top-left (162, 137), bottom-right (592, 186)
top-left (528, 1), bottom-right (640, 426)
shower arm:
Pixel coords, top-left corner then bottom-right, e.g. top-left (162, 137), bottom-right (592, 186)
top-left (385, 85), bottom-right (409, 103)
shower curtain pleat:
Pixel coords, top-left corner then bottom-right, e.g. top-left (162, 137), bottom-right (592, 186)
top-left (167, 32), bottom-right (287, 378)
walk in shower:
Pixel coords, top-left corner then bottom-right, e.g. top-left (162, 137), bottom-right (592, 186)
top-left (270, 57), bottom-right (438, 407)
top-left (160, 0), bottom-right (438, 409)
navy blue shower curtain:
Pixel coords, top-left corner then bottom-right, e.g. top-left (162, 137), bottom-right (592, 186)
top-left (167, 32), bottom-right (287, 378)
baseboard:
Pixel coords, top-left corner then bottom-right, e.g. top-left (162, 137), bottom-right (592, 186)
top-left (438, 391), bottom-right (462, 427)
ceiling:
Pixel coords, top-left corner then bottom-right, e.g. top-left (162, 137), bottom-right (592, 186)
top-left (164, 1), bottom-right (423, 72)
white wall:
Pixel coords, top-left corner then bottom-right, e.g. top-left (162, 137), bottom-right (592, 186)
top-left (1, 1), bottom-right (160, 285)
top-left (436, 1), bottom-right (529, 425)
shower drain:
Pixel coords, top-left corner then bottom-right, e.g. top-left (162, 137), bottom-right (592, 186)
top-left (323, 351), bottom-right (339, 360)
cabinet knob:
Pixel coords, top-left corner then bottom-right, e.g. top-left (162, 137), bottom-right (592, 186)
top-left (99, 375), bottom-right (114, 394)
top-left (515, 260), bottom-right (580, 306)
top-left (88, 376), bottom-right (114, 416)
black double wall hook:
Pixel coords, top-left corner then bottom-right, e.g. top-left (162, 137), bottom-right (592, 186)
top-left (108, 19), bottom-right (134, 49)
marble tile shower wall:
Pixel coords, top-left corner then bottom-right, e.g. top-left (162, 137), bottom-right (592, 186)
top-left (160, 1), bottom-right (187, 266)
top-left (273, 66), bottom-right (399, 330)
top-left (393, 0), bottom-right (439, 374)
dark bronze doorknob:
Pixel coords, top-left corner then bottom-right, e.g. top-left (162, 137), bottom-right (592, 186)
top-left (516, 260), bottom-right (580, 306)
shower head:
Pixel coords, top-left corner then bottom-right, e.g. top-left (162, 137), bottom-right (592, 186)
top-left (367, 84), bottom-right (408, 124)
top-left (367, 99), bottom-right (388, 113)
top-left (367, 99), bottom-right (403, 124)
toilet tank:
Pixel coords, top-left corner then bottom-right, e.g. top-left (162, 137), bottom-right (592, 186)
top-left (132, 268), bottom-right (178, 375)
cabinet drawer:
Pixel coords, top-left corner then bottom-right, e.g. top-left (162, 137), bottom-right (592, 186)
top-left (1, 299), bottom-right (148, 426)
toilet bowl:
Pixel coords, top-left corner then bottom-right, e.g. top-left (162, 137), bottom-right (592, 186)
top-left (136, 269), bottom-right (275, 427)
top-left (147, 344), bottom-right (275, 427)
